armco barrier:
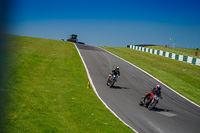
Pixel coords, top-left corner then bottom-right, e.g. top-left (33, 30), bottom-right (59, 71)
top-left (129, 45), bottom-right (200, 66)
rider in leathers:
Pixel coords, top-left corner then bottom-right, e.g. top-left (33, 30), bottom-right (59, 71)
top-left (107, 66), bottom-right (120, 85)
top-left (144, 85), bottom-right (162, 102)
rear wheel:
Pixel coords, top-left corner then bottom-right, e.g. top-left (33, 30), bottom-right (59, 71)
top-left (139, 97), bottom-right (144, 106)
top-left (139, 102), bottom-right (144, 106)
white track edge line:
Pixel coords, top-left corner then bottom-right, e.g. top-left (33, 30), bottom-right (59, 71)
top-left (98, 47), bottom-right (200, 108)
top-left (74, 43), bottom-right (138, 133)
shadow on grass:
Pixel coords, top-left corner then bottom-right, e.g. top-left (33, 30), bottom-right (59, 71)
top-left (0, 89), bottom-right (9, 133)
top-left (0, 43), bottom-right (9, 132)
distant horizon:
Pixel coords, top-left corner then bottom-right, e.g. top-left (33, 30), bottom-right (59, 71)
top-left (6, 33), bottom-right (199, 49)
top-left (6, 0), bottom-right (200, 49)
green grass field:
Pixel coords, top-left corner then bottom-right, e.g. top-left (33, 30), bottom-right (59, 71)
top-left (145, 46), bottom-right (200, 59)
top-left (101, 47), bottom-right (200, 105)
top-left (0, 35), bottom-right (133, 133)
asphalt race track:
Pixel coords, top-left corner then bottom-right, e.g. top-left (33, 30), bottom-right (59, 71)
top-left (76, 44), bottom-right (200, 133)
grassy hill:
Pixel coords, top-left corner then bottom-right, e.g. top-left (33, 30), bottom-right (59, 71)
top-left (0, 35), bottom-right (133, 133)
top-left (101, 47), bottom-right (200, 106)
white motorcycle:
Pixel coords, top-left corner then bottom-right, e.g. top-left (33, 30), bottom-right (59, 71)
top-left (107, 74), bottom-right (118, 88)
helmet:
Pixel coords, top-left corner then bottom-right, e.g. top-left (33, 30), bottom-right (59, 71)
top-left (156, 85), bottom-right (161, 90)
top-left (116, 66), bottom-right (119, 71)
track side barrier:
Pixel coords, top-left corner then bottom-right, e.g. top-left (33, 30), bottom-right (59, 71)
top-left (129, 45), bottom-right (200, 66)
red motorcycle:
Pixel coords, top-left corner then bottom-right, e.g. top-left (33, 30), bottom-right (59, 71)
top-left (139, 92), bottom-right (160, 110)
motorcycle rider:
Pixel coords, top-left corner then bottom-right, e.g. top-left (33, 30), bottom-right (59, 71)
top-left (107, 66), bottom-right (120, 85)
top-left (143, 85), bottom-right (162, 102)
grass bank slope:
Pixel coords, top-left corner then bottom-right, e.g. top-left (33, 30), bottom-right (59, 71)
top-left (101, 47), bottom-right (200, 105)
top-left (0, 35), bottom-right (133, 133)
top-left (145, 46), bottom-right (200, 59)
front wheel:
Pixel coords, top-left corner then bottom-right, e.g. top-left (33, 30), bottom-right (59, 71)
top-left (110, 81), bottom-right (115, 88)
top-left (148, 101), bottom-right (157, 110)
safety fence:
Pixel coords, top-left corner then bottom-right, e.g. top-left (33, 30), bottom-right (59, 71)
top-left (129, 45), bottom-right (200, 66)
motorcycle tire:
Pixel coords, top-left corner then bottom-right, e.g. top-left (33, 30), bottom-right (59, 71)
top-left (110, 81), bottom-right (115, 88)
top-left (148, 101), bottom-right (157, 110)
top-left (139, 102), bottom-right (144, 106)
top-left (139, 97), bottom-right (144, 106)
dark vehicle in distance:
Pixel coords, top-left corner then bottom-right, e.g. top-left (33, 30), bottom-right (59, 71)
top-left (67, 34), bottom-right (78, 43)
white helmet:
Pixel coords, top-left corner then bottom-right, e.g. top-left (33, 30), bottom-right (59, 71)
top-left (156, 85), bottom-right (161, 90)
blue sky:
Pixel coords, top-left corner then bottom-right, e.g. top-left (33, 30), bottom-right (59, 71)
top-left (7, 0), bottom-right (200, 47)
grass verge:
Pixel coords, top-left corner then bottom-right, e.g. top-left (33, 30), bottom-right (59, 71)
top-left (101, 47), bottom-right (200, 105)
top-left (0, 35), bottom-right (133, 133)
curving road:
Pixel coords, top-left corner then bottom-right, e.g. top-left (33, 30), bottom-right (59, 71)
top-left (76, 44), bottom-right (200, 133)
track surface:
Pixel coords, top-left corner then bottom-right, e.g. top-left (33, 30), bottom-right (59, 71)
top-left (76, 44), bottom-right (200, 133)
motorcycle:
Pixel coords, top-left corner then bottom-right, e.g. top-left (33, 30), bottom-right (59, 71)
top-left (139, 92), bottom-right (160, 110)
top-left (107, 74), bottom-right (118, 88)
